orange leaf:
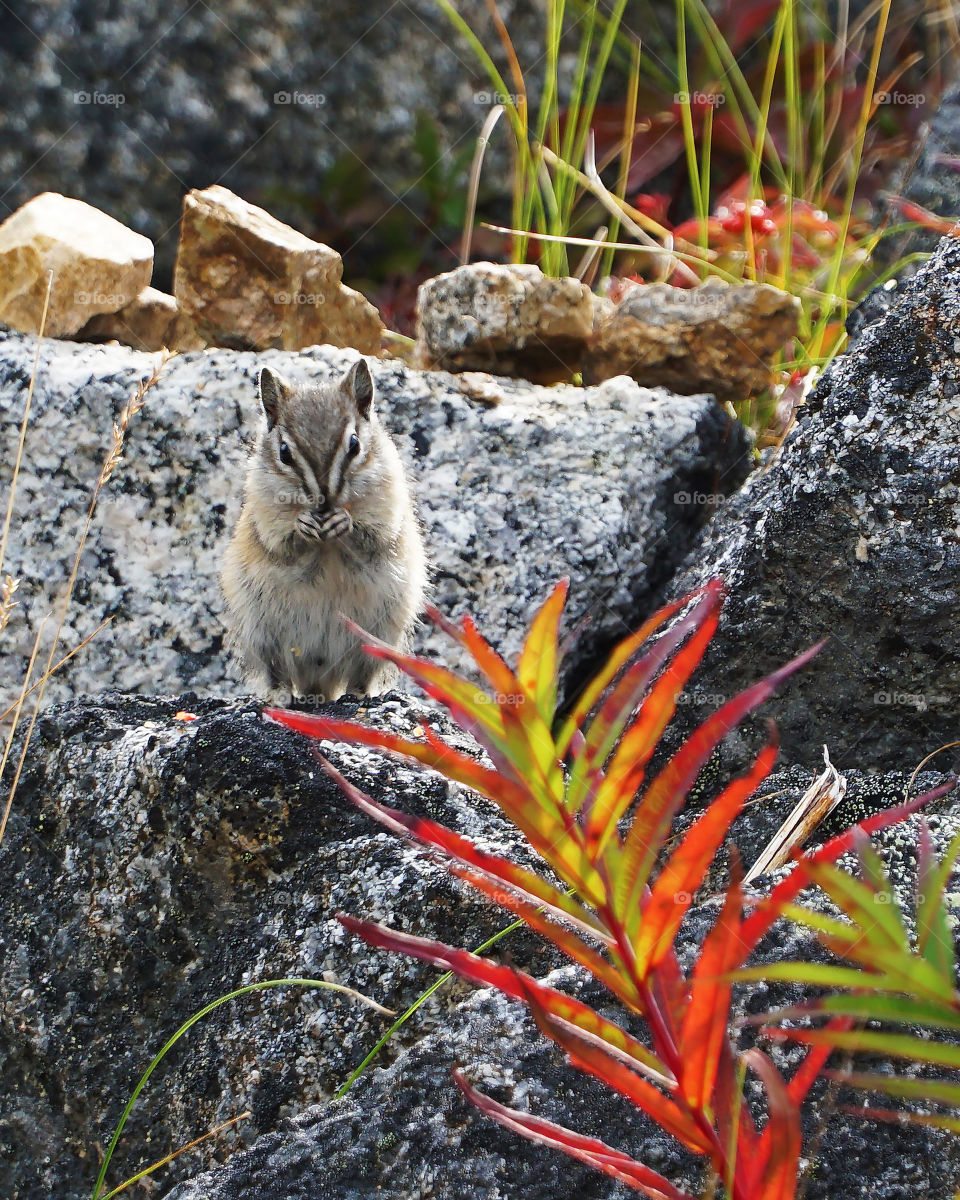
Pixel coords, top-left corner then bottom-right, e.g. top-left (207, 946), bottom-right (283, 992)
top-left (267, 712), bottom-right (605, 905)
top-left (517, 578), bottom-right (569, 723)
top-left (637, 737), bottom-right (778, 971)
top-left (582, 591), bottom-right (722, 855)
top-left (554, 590), bottom-right (700, 759)
top-left (342, 915), bottom-right (670, 1084)
top-left (519, 982), bottom-right (714, 1156)
top-left (567, 584), bottom-right (723, 818)
top-left (742, 1049), bottom-right (802, 1200)
top-left (678, 852), bottom-right (746, 1110)
top-left (616, 641), bottom-right (823, 937)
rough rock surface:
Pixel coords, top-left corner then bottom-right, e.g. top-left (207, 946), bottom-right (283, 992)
top-left (582, 279), bottom-right (801, 402)
top-left (0, 330), bottom-right (750, 713)
top-left (414, 262), bottom-right (595, 383)
top-left (3, 690), bottom-right (956, 1199)
top-left (172, 186), bottom-right (383, 353)
top-left (79, 285), bottom-right (204, 352)
top-left (878, 85), bottom-right (960, 270)
top-left (0, 692), bottom-right (554, 1199)
top-left (664, 234), bottom-right (960, 772)
top-left (0, 193), bottom-right (153, 338)
top-left (165, 953), bottom-right (960, 1200)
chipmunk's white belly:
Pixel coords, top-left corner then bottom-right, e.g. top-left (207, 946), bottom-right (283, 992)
top-left (250, 547), bottom-right (412, 698)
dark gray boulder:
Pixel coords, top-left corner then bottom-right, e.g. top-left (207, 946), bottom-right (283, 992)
top-left (0, 330), bottom-right (750, 714)
top-left (0, 691), bottom-right (552, 1199)
top-left (664, 233), bottom-right (960, 773)
top-left (164, 959), bottom-right (960, 1200)
top-left (877, 86), bottom-right (960, 271)
top-left (2, 688), bottom-right (958, 1200)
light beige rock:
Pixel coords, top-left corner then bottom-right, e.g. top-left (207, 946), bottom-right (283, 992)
top-left (172, 185), bottom-right (383, 354)
top-left (414, 262), bottom-right (595, 384)
top-left (582, 278), bottom-right (800, 402)
top-left (79, 286), bottom-right (205, 352)
top-left (0, 193), bottom-right (154, 338)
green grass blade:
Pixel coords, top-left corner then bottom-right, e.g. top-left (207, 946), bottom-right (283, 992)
top-left (91, 979), bottom-right (389, 1200)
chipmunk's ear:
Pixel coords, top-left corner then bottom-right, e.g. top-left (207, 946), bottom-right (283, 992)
top-left (258, 366), bottom-right (291, 431)
top-left (342, 359), bottom-right (374, 420)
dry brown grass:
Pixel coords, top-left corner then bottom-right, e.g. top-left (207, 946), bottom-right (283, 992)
top-left (0, 294), bottom-right (170, 849)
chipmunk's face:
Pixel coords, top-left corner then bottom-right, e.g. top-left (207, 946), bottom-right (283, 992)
top-left (254, 360), bottom-right (377, 515)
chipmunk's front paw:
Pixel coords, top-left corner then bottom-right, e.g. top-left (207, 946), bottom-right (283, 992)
top-left (297, 507), bottom-right (352, 542)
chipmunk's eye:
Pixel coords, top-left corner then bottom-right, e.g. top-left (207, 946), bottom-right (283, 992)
top-left (347, 433), bottom-right (361, 458)
top-left (278, 440), bottom-right (294, 467)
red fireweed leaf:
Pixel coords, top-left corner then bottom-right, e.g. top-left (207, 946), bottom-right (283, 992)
top-left (742, 1048), bottom-right (802, 1200)
top-left (341, 915), bottom-right (671, 1083)
top-left (524, 1001), bottom-right (714, 1156)
top-left (582, 593), bottom-right (723, 855)
top-left (448, 864), bottom-right (638, 1009)
top-left (517, 578), bottom-right (569, 724)
top-left (336, 626), bottom-right (511, 753)
top-left (455, 613), bottom-right (568, 818)
top-left (617, 643), bottom-right (823, 939)
top-left (638, 738), bottom-right (778, 971)
top-left (267, 712), bottom-right (604, 902)
top-left (678, 852), bottom-right (746, 1111)
top-left (567, 584), bottom-right (723, 819)
top-left (554, 590), bottom-right (699, 760)
top-left (712, 1034), bottom-right (760, 1166)
top-left (453, 1070), bottom-right (697, 1200)
top-left (304, 749), bottom-right (610, 939)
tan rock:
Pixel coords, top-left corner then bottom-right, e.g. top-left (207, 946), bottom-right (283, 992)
top-left (582, 278), bottom-right (800, 402)
top-left (414, 262), bottom-right (595, 384)
top-left (172, 185), bottom-right (383, 354)
top-left (79, 286), bottom-right (205, 352)
top-left (0, 193), bottom-right (153, 338)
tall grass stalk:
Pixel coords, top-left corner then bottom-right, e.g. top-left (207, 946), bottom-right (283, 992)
top-left (0, 352), bottom-right (168, 850)
top-left (437, 0), bottom-right (631, 276)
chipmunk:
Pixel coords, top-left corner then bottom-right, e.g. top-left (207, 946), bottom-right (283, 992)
top-left (221, 358), bottom-right (427, 702)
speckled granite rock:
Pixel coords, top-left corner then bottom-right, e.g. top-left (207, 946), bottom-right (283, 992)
top-left (663, 233), bottom-right (960, 772)
top-left (172, 186), bottom-right (383, 353)
top-left (3, 689), bottom-right (958, 1200)
top-left (414, 262), bottom-right (595, 383)
top-left (582, 279), bottom-right (801, 403)
top-left (0, 330), bottom-right (750, 713)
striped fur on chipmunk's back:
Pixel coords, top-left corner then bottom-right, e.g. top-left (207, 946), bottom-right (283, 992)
top-left (221, 358), bottom-right (427, 702)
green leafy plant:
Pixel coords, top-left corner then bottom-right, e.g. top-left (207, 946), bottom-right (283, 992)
top-left (441, 0), bottom-right (945, 439)
top-left (267, 580), bottom-right (952, 1198)
top-left (436, 0), bottom-right (633, 276)
top-left (741, 819), bottom-right (960, 1134)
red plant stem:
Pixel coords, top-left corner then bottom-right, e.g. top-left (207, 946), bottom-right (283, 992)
top-left (598, 897), bottom-right (746, 1200)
